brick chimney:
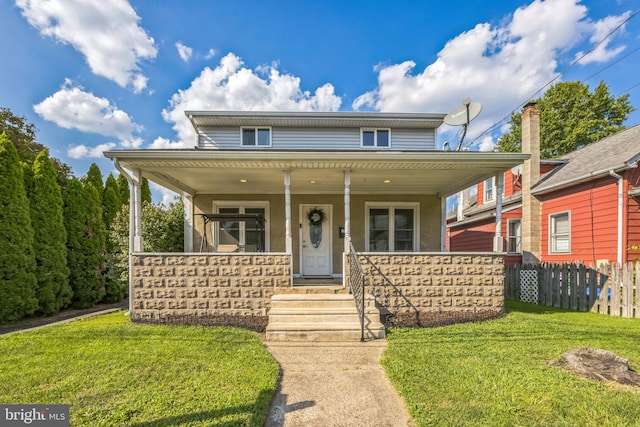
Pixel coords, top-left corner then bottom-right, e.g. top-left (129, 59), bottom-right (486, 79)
top-left (521, 102), bottom-right (541, 264)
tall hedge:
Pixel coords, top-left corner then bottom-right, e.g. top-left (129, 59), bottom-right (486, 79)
top-left (64, 178), bottom-right (106, 308)
top-left (85, 163), bottom-right (104, 203)
top-left (0, 133), bottom-right (38, 322)
top-left (31, 150), bottom-right (72, 314)
top-left (117, 174), bottom-right (129, 206)
top-left (103, 173), bottom-right (122, 231)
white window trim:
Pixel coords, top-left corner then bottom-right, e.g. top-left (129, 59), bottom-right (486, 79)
top-left (240, 126), bottom-right (272, 147)
top-left (365, 202), bottom-right (420, 252)
top-left (484, 176), bottom-right (496, 203)
top-left (507, 218), bottom-right (522, 254)
top-left (549, 210), bottom-right (570, 254)
top-left (360, 128), bottom-right (391, 148)
top-left (212, 201), bottom-right (270, 251)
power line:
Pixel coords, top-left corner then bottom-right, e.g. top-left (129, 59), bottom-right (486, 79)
top-left (466, 8), bottom-right (640, 148)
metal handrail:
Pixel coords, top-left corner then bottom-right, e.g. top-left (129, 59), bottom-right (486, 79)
top-left (347, 241), bottom-right (365, 342)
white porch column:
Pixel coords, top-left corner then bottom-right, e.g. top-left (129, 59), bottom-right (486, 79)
top-left (284, 170), bottom-right (292, 254)
top-left (344, 170), bottom-right (351, 252)
top-left (183, 193), bottom-right (194, 252)
top-left (131, 168), bottom-right (144, 252)
top-left (441, 197), bottom-right (447, 251)
top-left (493, 173), bottom-right (504, 252)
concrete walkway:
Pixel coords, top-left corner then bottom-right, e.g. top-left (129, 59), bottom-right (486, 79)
top-left (264, 340), bottom-right (415, 427)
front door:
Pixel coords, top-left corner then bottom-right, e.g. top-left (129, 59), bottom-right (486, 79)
top-left (300, 204), bottom-right (332, 277)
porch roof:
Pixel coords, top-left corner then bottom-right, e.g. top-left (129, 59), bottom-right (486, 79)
top-left (104, 149), bottom-right (530, 197)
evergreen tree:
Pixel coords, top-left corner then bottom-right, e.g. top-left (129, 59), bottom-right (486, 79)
top-left (0, 133), bottom-right (38, 322)
top-left (64, 178), bottom-right (106, 308)
top-left (31, 150), bottom-right (72, 314)
top-left (141, 177), bottom-right (152, 204)
top-left (117, 174), bottom-right (129, 206)
top-left (103, 173), bottom-right (122, 231)
top-left (84, 163), bottom-right (104, 203)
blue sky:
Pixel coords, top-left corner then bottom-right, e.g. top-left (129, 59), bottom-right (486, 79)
top-left (2, 0), bottom-right (639, 203)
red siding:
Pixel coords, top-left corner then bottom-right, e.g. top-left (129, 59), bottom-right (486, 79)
top-left (540, 177), bottom-right (618, 265)
top-left (627, 167), bottom-right (640, 262)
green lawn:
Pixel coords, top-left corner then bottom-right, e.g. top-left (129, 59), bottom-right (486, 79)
top-left (0, 311), bottom-right (279, 427)
top-left (383, 301), bottom-right (640, 427)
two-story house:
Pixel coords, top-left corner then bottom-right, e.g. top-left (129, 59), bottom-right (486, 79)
top-left (449, 103), bottom-right (640, 267)
top-left (105, 111), bottom-right (528, 338)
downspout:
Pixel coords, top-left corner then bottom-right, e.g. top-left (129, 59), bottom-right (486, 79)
top-left (608, 170), bottom-right (623, 265)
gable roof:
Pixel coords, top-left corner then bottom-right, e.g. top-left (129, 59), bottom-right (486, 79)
top-left (532, 124), bottom-right (640, 195)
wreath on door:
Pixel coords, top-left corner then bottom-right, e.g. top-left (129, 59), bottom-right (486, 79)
top-left (307, 208), bottom-right (326, 248)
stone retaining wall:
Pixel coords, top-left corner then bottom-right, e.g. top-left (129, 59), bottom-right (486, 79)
top-left (358, 253), bottom-right (504, 327)
top-left (130, 253), bottom-right (291, 331)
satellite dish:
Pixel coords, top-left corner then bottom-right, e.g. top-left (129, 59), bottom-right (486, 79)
top-left (443, 98), bottom-right (482, 150)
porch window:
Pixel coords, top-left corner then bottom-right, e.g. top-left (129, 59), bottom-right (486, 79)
top-left (366, 203), bottom-right (418, 252)
top-left (214, 203), bottom-right (269, 252)
top-left (241, 127), bottom-right (271, 147)
top-left (361, 129), bottom-right (390, 148)
top-left (507, 219), bottom-right (522, 253)
top-left (550, 211), bottom-right (570, 254)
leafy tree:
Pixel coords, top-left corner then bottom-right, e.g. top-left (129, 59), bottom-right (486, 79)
top-left (0, 107), bottom-right (70, 186)
top-left (84, 163), bottom-right (104, 203)
top-left (141, 177), bottom-right (152, 204)
top-left (103, 173), bottom-right (122, 231)
top-left (117, 174), bottom-right (129, 206)
top-left (107, 198), bottom-right (185, 293)
top-left (0, 133), bottom-right (38, 322)
top-left (30, 150), bottom-right (72, 314)
top-left (496, 81), bottom-right (634, 158)
top-left (64, 178), bottom-right (106, 308)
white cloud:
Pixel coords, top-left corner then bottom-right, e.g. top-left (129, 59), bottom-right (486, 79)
top-left (176, 42), bottom-right (193, 62)
top-left (352, 0), bottom-right (630, 149)
top-left (159, 52), bottom-right (342, 147)
top-left (575, 11), bottom-right (630, 64)
top-left (67, 142), bottom-right (116, 159)
top-left (149, 137), bottom-right (187, 149)
top-left (16, 0), bottom-right (157, 92)
top-left (34, 81), bottom-right (143, 147)
top-left (478, 136), bottom-right (496, 152)
top-left (205, 48), bottom-right (216, 60)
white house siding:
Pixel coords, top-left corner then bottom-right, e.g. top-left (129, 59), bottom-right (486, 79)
top-left (198, 126), bottom-right (436, 150)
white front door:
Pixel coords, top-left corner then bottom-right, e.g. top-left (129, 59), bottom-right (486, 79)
top-left (300, 204), bottom-right (332, 277)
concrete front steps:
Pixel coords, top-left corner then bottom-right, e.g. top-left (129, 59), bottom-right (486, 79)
top-left (266, 292), bottom-right (386, 341)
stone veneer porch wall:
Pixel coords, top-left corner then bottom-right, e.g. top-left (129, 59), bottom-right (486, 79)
top-left (357, 253), bottom-right (504, 327)
top-left (130, 253), bottom-right (291, 331)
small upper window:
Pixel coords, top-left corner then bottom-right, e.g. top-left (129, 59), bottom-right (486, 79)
top-left (484, 176), bottom-right (495, 203)
top-left (241, 127), bottom-right (271, 147)
top-left (361, 129), bottom-right (390, 148)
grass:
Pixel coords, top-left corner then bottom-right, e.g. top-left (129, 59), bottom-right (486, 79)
top-left (383, 301), bottom-right (640, 427)
top-left (0, 311), bottom-right (279, 427)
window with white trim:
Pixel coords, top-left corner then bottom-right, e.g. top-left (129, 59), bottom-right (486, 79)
top-left (361, 128), bottom-right (390, 148)
top-left (214, 202), bottom-right (269, 252)
top-left (366, 203), bottom-right (418, 251)
top-left (484, 176), bottom-right (495, 203)
top-left (550, 212), bottom-right (570, 254)
top-left (507, 219), bottom-right (522, 253)
top-left (241, 127), bottom-right (271, 147)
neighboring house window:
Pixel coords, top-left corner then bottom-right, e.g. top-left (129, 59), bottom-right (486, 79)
top-left (361, 129), bottom-right (390, 148)
top-left (366, 203), bottom-right (418, 251)
top-left (484, 176), bottom-right (495, 202)
top-left (550, 211), bottom-right (570, 253)
top-left (507, 219), bottom-right (522, 253)
top-left (214, 202), bottom-right (269, 252)
top-left (241, 127), bottom-right (271, 147)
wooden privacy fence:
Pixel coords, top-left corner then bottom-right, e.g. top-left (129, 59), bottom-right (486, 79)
top-left (504, 262), bottom-right (640, 319)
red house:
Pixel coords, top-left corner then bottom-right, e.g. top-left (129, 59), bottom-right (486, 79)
top-left (448, 103), bottom-right (640, 266)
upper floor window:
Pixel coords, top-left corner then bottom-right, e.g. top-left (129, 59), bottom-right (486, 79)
top-left (484, 176), bottom-right (495, 203)
top-left (241, 127), bottom-right (271, 147)
top-left (550, 211), bottom-right (570, 254)
top-left (361, 129), bottom-right (390, 148)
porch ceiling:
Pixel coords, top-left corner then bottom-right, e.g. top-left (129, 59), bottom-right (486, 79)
top-left (104, 150), bottom-right (530, 197)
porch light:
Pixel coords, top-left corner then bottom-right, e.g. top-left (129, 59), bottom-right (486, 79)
top-left (383, 179), bottom-right (391, 183)
top-left (240, 179), bottom-right (248, 183)
top-left (309, 180), bottom-right (317, 184)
